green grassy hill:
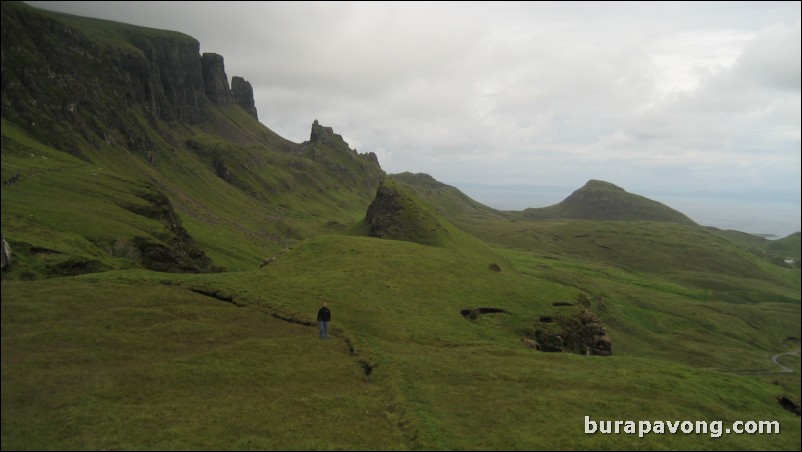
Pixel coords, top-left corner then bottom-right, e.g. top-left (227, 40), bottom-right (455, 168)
top-left (1, 3), bottom-right (800, 450)
top-left (766, 232), bottom-right (801, 259)
top-left (706, 229), bottom-right (801, 267)
top-left (391, 172), bottom-right (510, 221)
top-left (353, 178), bottom-right (498, 262)
top-left (522, 180), bottom-right (697, 225)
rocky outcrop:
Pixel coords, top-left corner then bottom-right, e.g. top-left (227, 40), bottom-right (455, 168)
top-left (362, 178), bottom-right (452, 246)
top-left (365, 181), bottom-right (408, 240)
top-left (121, 187), bottom-right (221, 273)
top-left (300, 120), bottom-right (386, 191)
top-left (528, 308), bottom-right (612, 356)
top-left (363, 151), bottom-right (380, 167)
top-left (231, 76), bottom-right (258, 119)
top-left (310, 119), bottom-right (347, 146)
top-left (202, 53), bottom-right (233, 106)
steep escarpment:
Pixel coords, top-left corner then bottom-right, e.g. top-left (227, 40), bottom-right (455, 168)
top-left (0, 2), bottom-right (257, 153)
top-left (0, 3), bottom-right (386, 277)
top-left (231, 76), bottom-right (258, 119)
top-left (201, 53), bottom-right (233, 106)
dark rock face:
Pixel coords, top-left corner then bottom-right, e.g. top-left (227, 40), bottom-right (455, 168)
top-left (122, 187), bottom-right (221, 273)
top-left (0, 4), bottom-right (259, 155)
top-left (310, 119), bottom-right (347, 146)
top-left (128, 35), bottom-right (209, 122)
top-left (364, 182), bottom-right (404, 240)
top-left (202, 53), bottom-right (233, 106)
top-left (1, 5), bottom-right (210, 156)
top-left (231, 76), bottom-right (258, 119)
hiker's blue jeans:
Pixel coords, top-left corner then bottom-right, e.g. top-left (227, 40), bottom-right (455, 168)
top-left (319, 321), bottom-right (329, 338)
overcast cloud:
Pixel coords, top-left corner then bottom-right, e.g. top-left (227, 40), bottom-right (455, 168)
top-left (27, 2), bottom-right (802, 235)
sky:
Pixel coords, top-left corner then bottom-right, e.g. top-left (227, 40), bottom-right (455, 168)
top-left (28, 1), bottom-right (802, 236)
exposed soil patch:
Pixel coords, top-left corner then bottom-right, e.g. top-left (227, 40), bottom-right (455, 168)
top-left (777, 396), bottom-right (801, 416)
top-left (188, 287), bottom-right (244, 306)
top-left (460, 307), bottom-right (511, 318)
top-left (46, 258), bottom-right (109, 277)
top-left (270, 312), bottom-right (314, 327)
top-left (359, 360), bottom-right (377, 376)
top-left (30, 246), bottom-right (62, 255)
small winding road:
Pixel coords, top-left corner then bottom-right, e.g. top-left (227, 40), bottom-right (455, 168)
top-left (770, 349), bottom-right (801, 373)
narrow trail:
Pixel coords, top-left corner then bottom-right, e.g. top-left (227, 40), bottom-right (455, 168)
top-left (735, 348), bottom-right (801, 375)
top-left (770, 349), bottom-right (801, 373)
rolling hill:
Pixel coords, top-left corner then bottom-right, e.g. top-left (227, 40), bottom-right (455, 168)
top-left (1, 3), bottom-right (800, 450)
top-left (521, 179), bottom-right (697, 225)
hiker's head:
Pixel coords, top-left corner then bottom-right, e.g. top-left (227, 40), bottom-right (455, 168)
top-left (322, 300), bottom-right (328, 307)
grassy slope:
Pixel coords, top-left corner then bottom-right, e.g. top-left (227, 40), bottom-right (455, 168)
top-left (391, 172), bottom-right (510, 222)
top-left (766, 232), bottom-right (801, 259)
top-left (2, 3), bottom-right (800, 450)
top-left (3, 235), bottom-right (799, 450)
top-left (353, 178), bottom-right (498, 262)
top-left (1, 278), bottom-right (407, 450)
top-left (1, 103), bottom-right (381, 275)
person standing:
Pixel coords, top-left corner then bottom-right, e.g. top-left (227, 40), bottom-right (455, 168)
top-left (317, 300), bottom-right (331, 338)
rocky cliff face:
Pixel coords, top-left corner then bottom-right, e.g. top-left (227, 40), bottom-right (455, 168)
top-left (0, 3), bottom-right (258, 151)
top-left (201, 53), bottom-right (233, 106)
top-left (126, 34), bottom-right (209, 123)
top-left (0, 3), bottom-right (388, 277)
top-left (231, 76), bottom-right (258, 119)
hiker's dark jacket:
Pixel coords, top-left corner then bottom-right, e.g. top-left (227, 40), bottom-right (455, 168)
top-left (317, 307), bottom-right (331, 322)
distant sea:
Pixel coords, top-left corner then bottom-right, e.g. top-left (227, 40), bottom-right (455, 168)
top-left (455, 183), bottom-right (802, 239)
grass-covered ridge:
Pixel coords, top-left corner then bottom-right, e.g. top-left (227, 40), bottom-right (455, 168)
top-left (1, 3), bottom-right (800, 450)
